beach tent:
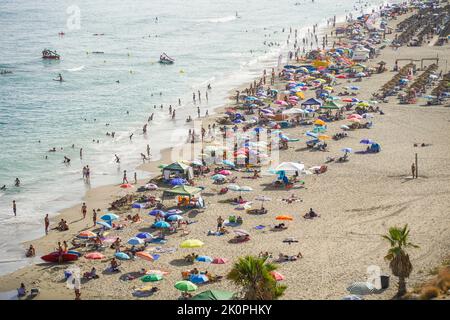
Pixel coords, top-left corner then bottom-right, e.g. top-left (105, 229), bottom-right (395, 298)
top-left (163, 185), bottom-right (202, 198)
top-left (301, 98), bottom-right (323, 108)
top-left (191, 290), bottom-right (235, 300)
top-left (162, 161), bottom-right (194, 180)
top-left (321, 101), bottom-right (342, 110)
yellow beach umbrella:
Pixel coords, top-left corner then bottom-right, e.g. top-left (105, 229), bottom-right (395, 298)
top-left (314, 119), bottom-right (326, 126)
top-left (180, 239), bottom-right (204, 248)
top-left (324, 86), bottom-right (334, 91)
top-left (318, 134), bottom-right (331, 141)
top-left (295, 92), bottom-right (305, 99)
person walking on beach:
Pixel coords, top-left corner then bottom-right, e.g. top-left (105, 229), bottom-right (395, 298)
top-left (134, 172), bottom-right (137, 184)
top-left (217, 216), bottom-right (224, 232)
top-left (147, 145), bottom-right (151, 157)
top-left (92, 209), bottom-right (97, 227)
top-left (411, 163), bottom-right (416, 179)
top-left (44, 214), bottom-right (50, 235)
top-left (123, 170), bottom-right (128, 184)
top-left (86, 166), bottom-right (90, 181)
top-left (115, 154), bottom-right (120, 164)
top-left (81, 202), bottom-right (87, 219)
top-left (12, 200), bottom-right (16, 216)
top-left (197, 107), bottom-right (200, 118)
top-left (80, 148), bottom-right (83, 159)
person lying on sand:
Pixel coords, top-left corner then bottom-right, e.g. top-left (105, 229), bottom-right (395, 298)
top-left (273, 223), bottom-right (288, 230)
top-left (278, 252), bottom-right (302, 262)
top-left (25, 245), bottom-right (35, 257)
top-left (258, 251), bottom-right (272, 259)
top-left (83, 267), bottom-right (99, 279)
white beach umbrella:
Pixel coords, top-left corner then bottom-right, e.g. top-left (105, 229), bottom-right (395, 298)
top-left (274, 162), bottom-right (305, 172)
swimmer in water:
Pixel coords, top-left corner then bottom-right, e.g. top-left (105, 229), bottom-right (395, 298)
top-left (1, 185), bottom-right (6, 190)
top-left (56, 73), bottom-right (63, 82)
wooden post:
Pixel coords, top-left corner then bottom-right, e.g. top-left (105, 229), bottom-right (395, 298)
top-left (415, 153), bottom-right (418, 179)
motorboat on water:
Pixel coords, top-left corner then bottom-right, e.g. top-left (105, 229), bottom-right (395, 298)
top-left (42, 49), bottom-right (60, 60)
top-left (159, 53), bottom-right (174, 64)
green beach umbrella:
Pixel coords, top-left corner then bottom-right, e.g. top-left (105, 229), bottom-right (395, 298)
top-left (141, 274), bottom-right (163, 282)
top-left (174, 280), bottom-right (198, 292)
top-left (191, 290), bottom-right (235, 300)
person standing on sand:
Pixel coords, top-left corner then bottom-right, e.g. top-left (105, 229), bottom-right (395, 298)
top-left (45, 214), bottom-right (50, 235)
top-left (93, 209), bottom-right (97, 227)
top-left (81, 202), bottom-right (87, 219)
top-left (134, 172), bottom-right (137, 184)
top-left (13, 200), bottom-right (16, 216)
top-left (80, 148), bottom-right (83, 159)
top-left (411, 163), bottom-right (416, 179)
top-left (217, 216), bottom-right (224, 232)
top-left (147, 145), bottom-right (151, 157)
top-left (123, 170), bottom-right (128, 184)
top-left (197, 107), bottom-right (200, 118)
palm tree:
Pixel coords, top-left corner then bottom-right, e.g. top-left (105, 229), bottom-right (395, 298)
top-left (227, 255), bottom-right (286, 300)
top-left (382, 224), bottom-right (419, 297)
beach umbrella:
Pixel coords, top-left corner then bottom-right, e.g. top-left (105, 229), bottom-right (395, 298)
top-left (362, 113), bottom-right (374, 119)
top-left (346, 282), bottom-right (376, 295)
top-left (350, 86), bottom-right (360, 90)
top-left (341, 98), bottom-right (354, 103)
top-left (318, 134), bottom-right (331, 141)
top-left (227, 184), bottom-right (241, 191)
top-left (276, 215), bottom-right (293, 221)
top-left (170, 178), bottom-right (187, 186)
top-left (347, 114), bottom-right (362, 119)
top-left (295, 92), bottom-right (305, 99)
top-left (239, 186), bottom-right (253, 192)
top-left (270, 271), bottom-right (285, 281)
top-left (132, 203), bottom-right (145, 209)
top-left (180, 239), bottom-right (204, 248)
top-left (153, 221), bottom-right (170, 229)
top-left (212, 257), bottom-right (228, 264)
top-left (149, 209), bottom-right (166, 217)
top-left (136, 251), bottom-right (154, 262)
top-left (174, 280), bottom-right (198, 292)
top-left (101, 213), bottom-right (119, 221)
top-left (141, 274), bottom-right (163, 282)
top-left (341, 148), bottom-right (353, 153)
top-left (305, 131), bottom-right (318, 139)
top-left (314, 119), bottom-right (326, 126)
top-left (360, 139), bottom-right (374, 145)
top-left (196, 255), bottom-right (213, 263)
top-left (191, 290), bottom-right (235, 300)
top-left (218, 170), bottom-right (232, 176)
top-left (222, 160), bottom-right (235, 167)
top-left (190, 274), bottom-right (209, 284)
top-left (340, 125), bottom-right (350, 130)
top-left (274, 162), bottom-right (305, 172)
top-left (167, 209), bottom-right (183, 214)
top-left (120, 183), bottom-right (133, 189)
top-left (212, 174), bottom-right (226, 181)
top-left (234, 229), bottom-right (250, 236)
top-left (127, 237), bottom-right (144, 245)
top-left (136, 232), bottom-right (153, 240)
top-left (166, 214), bottom-right (183, 221)
top-left (97, 221), bottom-right (112, 229)
top-left (77, 231), bottom-right (97, 239)
top-left (145, 183), bottom-right (158, 190)
top-left (85, 252), bottom-right (105, 260)
top-left (115, 252), bottom-right (130, 260)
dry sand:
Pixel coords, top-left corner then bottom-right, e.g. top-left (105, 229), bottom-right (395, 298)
top-left (0, 8), bottom-right (449, 300)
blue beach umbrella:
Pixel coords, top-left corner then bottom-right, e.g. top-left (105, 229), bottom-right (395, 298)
top-left (153, 221), bottom-right (170, 229)
top-left (222, 160), bottom-right (235, 167)
top-left (360, 139), bottom-right (374, 145)
top-left (341, 148), bottom-right (353, 153)
top-left (132, 203), bottom-right (145, 209)
top-left (212, 174), bottom-right (226, 181)
top-left (127, 237), bottom-right (144, 245)
top-left (195, 256), bottom-right (213, 263)
top-left (115, 252), bottom-right (130, 260)
top-left (305, 131), bottom-right (318, 139)
top-left (189, 274), bottom-right (209, 284)
top-left (166, 214), bottom-right (183, 221)
top-left (136, 232), bottom-right (153, 240)
top-left (149, 209), bottom-right (166, 217)
top-left (97, 221), bottom-right (112, 229)
top-left (170, 178), bottom-right (187, 186)
top-left (101, 213), bottom-right (119, 221)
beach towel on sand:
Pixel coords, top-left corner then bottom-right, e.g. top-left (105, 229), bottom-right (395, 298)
top-left (255, 225), bottom-right (266, 230)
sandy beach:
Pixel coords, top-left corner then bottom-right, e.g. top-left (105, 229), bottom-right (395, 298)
top-left (1, 2), bottom-right (449, 300)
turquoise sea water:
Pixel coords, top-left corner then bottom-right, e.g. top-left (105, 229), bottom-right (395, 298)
top-left (0, 0), bottom-right (391, 276)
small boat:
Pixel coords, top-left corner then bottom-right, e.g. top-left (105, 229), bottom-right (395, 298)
top-left (41, 252), bottom-right (78, 263)
top-left (159, 53), bottom-right (175, 64)
top-left (42, 49), bottom-right (60, 60)
top-left (0, 70), bottom-right (13, 75)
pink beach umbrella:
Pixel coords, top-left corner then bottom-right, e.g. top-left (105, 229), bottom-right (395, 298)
top-left (270, 271), bottom-right (285, 281)
top-left (85, 252), bottom-right (105, 260)
top-left (347, 114), bottom-right (362, 120)
top-left (212, 257), bottom-right (228, 264)
top-left (218, 170), bottom-right (232, 176)
top-left (275, 100), bottom-right (288, 105)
